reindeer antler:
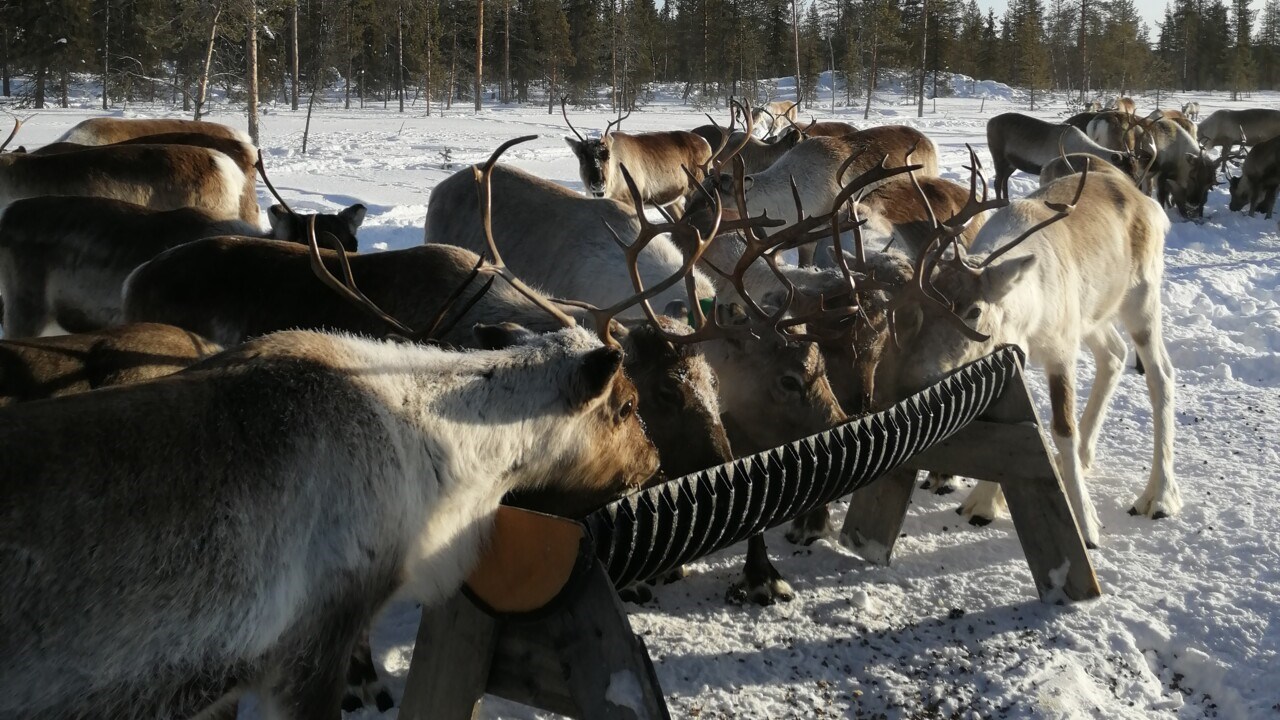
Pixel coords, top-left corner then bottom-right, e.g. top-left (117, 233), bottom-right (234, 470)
top-left (561, 97), bottom-right (586, 143)
top-left (980, 162), bottom-right (1088, 268)
top-left (255, 150), bottom-right (294, 215)
top-left (604, 108), bottom-right (633, 137)
top-left (0, 118), bottom-right (21, 153)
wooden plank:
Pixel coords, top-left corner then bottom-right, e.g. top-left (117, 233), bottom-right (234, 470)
top-left (838, 467), bottom-right (918, 565)
top-left (546, 562), bottom-right (671, 720)
top-left (398, 592), bottom-right (499, 720)
top-left (486, 620), bottom-right (579, 717)
top-left (466, 506), bottom-right (586, 613)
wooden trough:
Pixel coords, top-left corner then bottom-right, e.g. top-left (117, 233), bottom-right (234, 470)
top-left (398, 347), bottom-right (1100, 719)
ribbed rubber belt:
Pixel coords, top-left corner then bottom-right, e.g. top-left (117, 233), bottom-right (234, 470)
top-left (584, 346), bottom-right (1025, 588)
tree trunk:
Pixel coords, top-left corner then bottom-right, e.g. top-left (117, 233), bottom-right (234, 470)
top-left (291, 0), bottom-right (300, 110)
top-left (345, 0), bottom-right (353, 109)
top-left (426, 15), bottom-right (434, 115)
top-left (1, 22), bottom-right (9, 97)
top-left (863, 38), bottom-right (877, 120)
top-left (102, 0), bottom-right (110, 110)
top-left (60, 62), bottom-right (69, 109)
top-left (35, 63), bottom-right (46, 109)
top-left (792, 0), bottom-right (800, 106)
top-left (917, 0), bottom-right (926, 118)
top-left (611, 0), bottom-right (618, 110)
top-left (1078, 0), bottom-right (1087, 106)
top-left (247, 0), bottom-right (260, 144)
top-left (503, 0), bottom-right (510, 103)
top-left (475, 0), bottom-right (484, 112)
top-left (398, 2), bottom-right (405, 112)
top-left (448, 24), bottom-right (456, 109)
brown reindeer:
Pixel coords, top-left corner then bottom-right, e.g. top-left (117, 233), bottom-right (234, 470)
top-left (789, 116), bottom-right (859, 137)
top-left (0, 196), bottom-right (364, 338)
top-left (1227, 135), bottom-right (1280, 218)
top-left (0, 143), bottom-right (253, 222)
top-left (52, 116), bottom-right (252, 146)
top-left (562, 99), bottom-right (712, 212)
top-left (987, 112), bottom-right (1141, 199)
top-left (0, 323), bottom-right (221, 406)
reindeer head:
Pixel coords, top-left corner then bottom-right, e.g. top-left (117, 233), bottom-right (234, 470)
top-left (618, 315), bottom-right (732, 478)
top-left (268, 203), bottom-right (366, 252)
top-left (562, 98), bottom-right (629, 198)
top-left (480, 324), bottom-right (661, 517)
top-left (1174, 151), bottom-right (1216, 217)
top-left (1226, 173), bottom-right (1250, 211)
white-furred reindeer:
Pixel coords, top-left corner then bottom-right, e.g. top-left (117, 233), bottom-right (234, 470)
top-left (751, 100), bottom-right (800, 138)
top-left (0, 325), bottom-right (658, 720)
top-left (880, 167), bottom-right (1177, 546)
top-left (1182, 101), bottom-right (1201, 121)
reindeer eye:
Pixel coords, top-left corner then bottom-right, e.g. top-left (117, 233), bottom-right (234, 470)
top-left (780, 375), bottom-right (804, 393)
top-left (964, 306), bottom-right (982, 321)
top-left (617, 399), bottom-right (635, 421)
top-left (657, 384), bottom-right (682, 406)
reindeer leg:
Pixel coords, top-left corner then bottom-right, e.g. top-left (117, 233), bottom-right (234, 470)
top-left (1123, 282), bottom-right (1181, 520)
top-left (727, 534), bottom-right (794, 606)
top-left (341, 626), bottom-right (394, 713)
top-left (1078, 325), bottom-right (1128, 473)
top-left (958, 480), bottom-right (1006, 526)
top-left (263, 609), bottom-right (365, 720)
top-left (1046, 364), bottom-right (1102, 548)
top-left (785, 504), bottom-right (833, 544)
top-left (921, 472), bottom-right (959, 495)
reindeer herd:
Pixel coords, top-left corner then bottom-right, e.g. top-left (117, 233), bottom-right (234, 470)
top-left (1, 89), bottom-right (1246, 717)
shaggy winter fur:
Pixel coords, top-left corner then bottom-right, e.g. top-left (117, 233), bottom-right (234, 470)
top-left (832, 175), bottom-right (989, 260)
top-left (1146, 118), bottom-right (1215, 217)
top-left (425, 163), bottom-right (714, 317)
top-left (690, 126), bottom-right (938, 265)
top-left (1038, 153), bottom-right (1129, 186)
top-left (1227, 135), bottom-right (1280, 218)
top-left (751, 101), bottom-right (800, 138)
top-left (986, 112), bottom-right (1138, 199)
top-left (565, 130), bottom-right (712, 211)
top-left (53, 117), bottom-right (253, 146)
top-left (881, 171), bottom-right (1177, 547)
top-left (1199, 108), bottom-right (1280, 158)
top-left (0, 143), bottom-right (247, 221)
top-left (0, 327), bottom-right (658, 720)
top-left (0, 197), bottom-right (363, 338)
top-left (0, 323), bottom-right (221, 405)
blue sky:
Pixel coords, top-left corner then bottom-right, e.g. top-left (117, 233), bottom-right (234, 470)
top-left (975, 0), bottom-right (1263, 30)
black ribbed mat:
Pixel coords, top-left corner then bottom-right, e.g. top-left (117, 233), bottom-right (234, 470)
top-left (584, 346), bottom-right (1026, 588)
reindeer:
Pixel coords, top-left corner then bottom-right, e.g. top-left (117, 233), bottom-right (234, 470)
top-left (879, 165), bottom-right (1177, 546)
top-left (789, 117), bottom-right (859, 137)
top-left (52, 116), bottom-right (252, 146)
top-left (1226, 135), bottom-right (1280, 218)
top-left (688, 125), bottom-right (939, 265)
top-left (561, 99), bottom-right (712, 213)
top-left (1199, 108), bottom-right (1280, 159)
top-left (1146, 117), bottom-right (1215, 217)
top-left (0, 323), bottom-right (221, 405)
top-left (1182, 101), bottom-right (1201, 121)
top-left (0, 322), bottom-right (657, 720)
top-left (1108, 96), bottom-right (1137, 115)
top-left (986, 112), bottom-right (1141, 199)
top-left (1039, 152), bottom-right (1129, 186)
top-left (0, 196), bottom-right (364, 338)
top-left (0, 142), bottom-right (254, 222)
top-left (841, 175), bottom-right (990, 259)
top-left (1085, 99), bottom-right (1104, 112)
top-left (1087, 111), bottom-right (1150, 153)
top-left (751, 100), bottom-right (801, 137)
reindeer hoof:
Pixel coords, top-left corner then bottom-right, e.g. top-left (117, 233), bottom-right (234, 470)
top-left (727, 578), bottom-right (795, 606)
top-left (1128, 506), bottom-right (1140, 516)
top-left (1151, 510), bottom-right (1170, 520)
top-left (968, 515), bottom-right (993, 527)
top-left (1085, 540), bottom-right (1099, 550)
top-left (375, 689), bottom-right (395, 713)
top-left (659, 565), bottom-right (689, 584)
top-left (619, 582), bottom-right (655, 604)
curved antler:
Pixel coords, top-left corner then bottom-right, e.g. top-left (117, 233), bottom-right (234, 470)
top-left (0, 118), bottom-right (20, 153)
top-left (604, 108), bottom-right (633, 137)
top-left (560, 97), bottom-right (586, 143)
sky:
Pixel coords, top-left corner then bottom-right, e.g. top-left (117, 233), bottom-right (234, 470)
top-left (974, 0), bottom-right (1264, 31)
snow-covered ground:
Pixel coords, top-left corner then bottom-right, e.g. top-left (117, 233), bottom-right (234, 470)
top-left (5, 83), bottom-right (1279, 719)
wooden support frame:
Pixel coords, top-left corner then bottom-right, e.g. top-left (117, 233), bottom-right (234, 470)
top-left (839, 364), bottom-right (1102, 602)
top-left (401, 361), bottom-right (1099, 718)
top-left (398, 507), bottom-right (670, 720)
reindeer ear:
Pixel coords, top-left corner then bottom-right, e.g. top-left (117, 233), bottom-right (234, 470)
top-left (267, 204), bottom-right (290, 235)
top-left (742, 176), bottom-right (755, 192)
top-left (341, 204), bottom-right (367, 232)
top-left (981, 256), bottom-right (1036, 302)
top-left (567, 347), bottom-right (624, 410)
top-left (718, 173), bottom-right (735, 193)
top-left (895, 305), bottom-right (924, 342)
top-left (472, 322), bottom-right (539, 349)
top-left (663, 299), bottom-right (689, 319)
top-left (564, 137), bottom-right (582, 152)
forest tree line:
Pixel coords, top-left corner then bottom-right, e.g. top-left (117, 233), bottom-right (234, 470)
top-left (1, 0), bottom-right (1275, 121)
